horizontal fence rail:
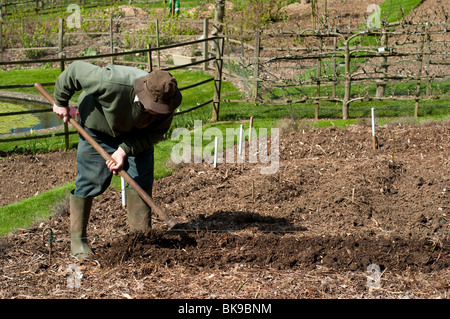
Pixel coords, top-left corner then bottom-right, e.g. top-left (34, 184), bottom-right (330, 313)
top-left (220, 18), bottom-right (450, 120)
top-left (0, 34), bottom-right (225, 147)
top-left (1, 5), bottom-right (449, 147)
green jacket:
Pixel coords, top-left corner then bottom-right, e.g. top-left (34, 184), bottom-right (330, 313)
top-left (54, 61), bottom-right (174, 156)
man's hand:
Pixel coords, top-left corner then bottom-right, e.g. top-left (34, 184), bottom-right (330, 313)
top-left (106, 147), bottom-right (127, 175)
top-left (53, 104), bottom-right (77, 123)
top-left (53, 103), bottom-right (70, 123)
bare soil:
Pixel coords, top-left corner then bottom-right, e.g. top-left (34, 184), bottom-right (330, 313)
top-left (0, 122), bottom-right (449, 299)
top-left (0, 0), bottom-right (449, 301)
top-left (0, 149), bottom-right (77, 206)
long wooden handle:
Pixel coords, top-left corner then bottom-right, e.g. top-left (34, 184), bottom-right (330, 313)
top-left (34, 83), bottom-right (179, 229)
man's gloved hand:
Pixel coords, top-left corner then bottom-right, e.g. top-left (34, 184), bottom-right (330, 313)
top-left (106, 147), bottom-right (127, 175)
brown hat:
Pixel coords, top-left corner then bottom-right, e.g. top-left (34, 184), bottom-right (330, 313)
top-left (134, 69), bottom-right (182, 114)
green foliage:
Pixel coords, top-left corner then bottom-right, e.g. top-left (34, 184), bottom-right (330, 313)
top-left (121, 19), bottom-right (198, 50)
top-left (80, 47), bottom-right (99, 57)
top-left (229, 0), bottom-right (296, 29)
top-left (79, 8), bottom-right (110, 38)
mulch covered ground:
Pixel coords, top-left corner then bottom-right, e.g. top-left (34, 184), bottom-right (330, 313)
top-left (0, 122), bottom-right (449, 299)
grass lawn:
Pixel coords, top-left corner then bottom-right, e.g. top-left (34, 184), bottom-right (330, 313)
top-left (0, 182), bottom-right (75, 235)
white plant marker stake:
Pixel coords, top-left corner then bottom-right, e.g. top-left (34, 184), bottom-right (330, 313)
top-left (249, 117), bottom-right (253, 141)
top-left (213, 136), bottom-right (219, 168)
top-left (238, 124), bottom-right (244, 156)
top-left (121, 177), bottom-right (126, 208)
top-left (371, 108), bottom-right (377, 150)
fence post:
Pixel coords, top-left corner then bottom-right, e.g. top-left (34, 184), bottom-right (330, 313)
top-left (414, 25), bottom-right (426, 118)
top-left (203, 17), bottom-right (209, 71)
top-left (315, 36), bottom-right (322, 120)
top-left (342, 38), bottom-right (351, 120)
top-left (58, 18), bottom-right (64, 57)
top-left (59, 18), bottom-right (68, 150)
top-left (155, 19), bottom-right (160, 67)
top-left (60, 52), bottom-right (66, 71)
top-left (147, 43), bottom-right (152, 72)
top-left (424, 21), bottom-right (431, 97)
top-left (59, 52), bottom-right (70, 150)
top-left (110, 13), bottom-right (114, 64)
top-left (332, 35), bottom-right (336, 98)
top-left (0, 19), bottom-right (3, 63)
top-left (212, 37), bottom-right (223, 122)
top-left (58, 18), bottom-right (66, 74)
top-left (376, 28), bottom-right (388, 97)
top-left (252, 29), bottom-right (260, 103)
top-left (311, 0), bottom-right (317, 29)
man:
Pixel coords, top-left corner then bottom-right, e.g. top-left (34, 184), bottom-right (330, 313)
top-left (53, 61), bottom-right (182, 259)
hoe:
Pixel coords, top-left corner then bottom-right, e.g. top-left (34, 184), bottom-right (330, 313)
top-left (34, 82), bottom-right (180, 230)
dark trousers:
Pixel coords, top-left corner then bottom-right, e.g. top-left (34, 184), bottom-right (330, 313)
top-left (74, 126), bottom-right (154, 198)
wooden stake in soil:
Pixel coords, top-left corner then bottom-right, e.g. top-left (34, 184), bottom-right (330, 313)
top-left (391, 131), bottom-right (395, 162)
top-left (42, 227), bottom-right (53, 265)
top-left (252, 180), bottom-right (255, 203)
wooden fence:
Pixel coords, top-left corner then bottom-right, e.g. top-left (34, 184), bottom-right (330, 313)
top-left (0, 14), bottom-right (209, 62)
top-left (0, 0), bottom-right (177, 16)
top-left (220, 13), bottom-right (450, 120)
top-left (1, 5), bottom-right (449, 146)
top-left (0, 35), bottom-right (224, 147)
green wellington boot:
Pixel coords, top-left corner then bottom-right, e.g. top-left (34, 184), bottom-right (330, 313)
top-left (69, 191), bottom-right (94, 259)
top-left (126, 187), bottom-right (152, 232)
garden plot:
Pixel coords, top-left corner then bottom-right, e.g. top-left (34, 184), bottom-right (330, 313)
top-left (0, 123), bottom-right (449, 299)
